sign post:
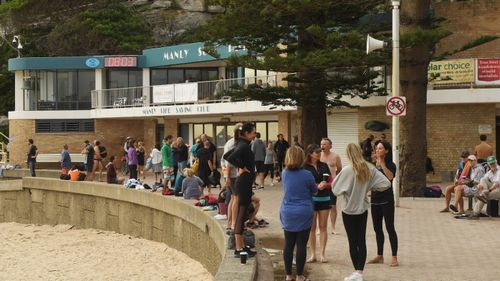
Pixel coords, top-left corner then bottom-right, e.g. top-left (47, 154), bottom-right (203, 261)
top-left (386, 96), bottom-right (406, 116)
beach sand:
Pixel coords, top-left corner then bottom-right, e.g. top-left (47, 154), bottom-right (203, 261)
top-left (0, 222), bottom-right (213, 281)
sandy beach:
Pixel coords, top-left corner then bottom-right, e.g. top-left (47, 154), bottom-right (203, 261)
top-left (0, 222), bottom-right (213, 281)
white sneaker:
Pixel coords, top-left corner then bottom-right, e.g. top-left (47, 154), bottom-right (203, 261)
top-left (344, 272), bottom-right (363, 281)
top-left (214, 214), bottom-right (227, 220)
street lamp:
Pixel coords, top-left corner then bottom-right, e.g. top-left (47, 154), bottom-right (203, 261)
top-left (366, 0), bottom-right (401, 206)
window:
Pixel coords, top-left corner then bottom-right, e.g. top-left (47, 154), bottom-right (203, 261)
top-left (27, 70), bottom-right (95, 111)
top-left (168, 69), bottom-right (184, 84)
top-left (35, 119), bottom-right (95, 133)
top-left (151, 69), bottom-right (168, 85)
top-left (107, 69), bottom-right (143, 89)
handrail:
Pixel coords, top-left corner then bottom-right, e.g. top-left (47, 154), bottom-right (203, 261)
top-left (91, 73), bottom-right (292, 109)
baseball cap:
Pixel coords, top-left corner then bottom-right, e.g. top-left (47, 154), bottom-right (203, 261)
top-left (460, 150), bottom-right (470, 158)
top-left (487, 156), bottom-right (497, 164)
top-left (467, 155), bottom-right (477, 161)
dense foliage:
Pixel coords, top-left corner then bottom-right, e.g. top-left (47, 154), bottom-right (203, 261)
top-left (197, 0), bottom-right (390, 144)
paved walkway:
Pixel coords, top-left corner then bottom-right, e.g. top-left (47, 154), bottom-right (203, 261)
top-left (251, 182), bottom-right (500, 281)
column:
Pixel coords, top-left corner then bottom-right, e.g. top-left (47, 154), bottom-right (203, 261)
top-left (143, 119), bottom-right (157, 150)
top-left (277, 112), bottom-right (291, 142)
top-left (164, 118), bottom-right (178, 139)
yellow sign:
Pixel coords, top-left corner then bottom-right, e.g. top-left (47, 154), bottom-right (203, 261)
top-left (428, 59), bottom-right (474, 84)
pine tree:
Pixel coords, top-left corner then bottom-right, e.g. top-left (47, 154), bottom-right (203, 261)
top-left (198, 0), bottom-right (388, 145)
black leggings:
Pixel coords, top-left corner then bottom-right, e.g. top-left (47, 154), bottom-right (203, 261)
top-left (128, 165), bottom-right (137, 179)
top-left (371, 202), bottom-right (398, 256)
top-left (343, 211), bottom-right (368, 271)
top-left (283, 228), bottom-right (310, 276)
top-left (171, 165), bottom-right (179, 186)
top-left (234, 172), bottom-right (254, 235)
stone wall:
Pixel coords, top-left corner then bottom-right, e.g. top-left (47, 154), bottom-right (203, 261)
top-left (0, 177), bottom-right (257, 280)
top-left (358, 103), bottom-right (496, 182)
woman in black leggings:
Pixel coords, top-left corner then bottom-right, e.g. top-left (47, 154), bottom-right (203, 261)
top-left (332, 143), bottom-right (391, 281)
top-left (368, 140), bottom-right (399, 267)
top-left (224, 122), bottom-right (257, 258)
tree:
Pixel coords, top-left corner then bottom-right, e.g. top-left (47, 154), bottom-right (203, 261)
top-left (399, 1), bottom-right (444, 196)
top-left (197, 0), bottom-right (388, 145)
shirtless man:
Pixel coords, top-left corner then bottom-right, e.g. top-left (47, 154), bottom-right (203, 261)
top-left (320, 137), bottom-right (342, 234)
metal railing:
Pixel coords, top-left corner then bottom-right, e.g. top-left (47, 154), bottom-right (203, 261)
top-left (91, 74), bottom-right (289, 109)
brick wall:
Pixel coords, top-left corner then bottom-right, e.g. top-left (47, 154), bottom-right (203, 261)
top-left (357, 104), bottom-right (496, 182)
top-left (8, 118), bottom-right (166, 169)
top-left (434, 0), bottom-right (500, 57)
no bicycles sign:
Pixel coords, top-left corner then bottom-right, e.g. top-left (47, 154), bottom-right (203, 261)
top-left (386, 96), bottom-right (406, 116)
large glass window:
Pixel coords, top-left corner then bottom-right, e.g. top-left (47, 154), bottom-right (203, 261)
top-left (78, 71), bottom-right (94, 110)
top-left (28, 70), bottom-right (95, 111)
top-left (107, 69), bottom-right (142, 89)
top-left (168, 69), bottom-right (184, 84)
top-left (151, 69), bottom-right (168, 85)
top-left (185, 69), bottom-right (201, 82)
top-left (151, 68), bottom-right (220, 85)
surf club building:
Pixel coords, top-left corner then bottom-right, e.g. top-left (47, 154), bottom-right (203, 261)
top-left (7, 42), bottom-right (298, 167)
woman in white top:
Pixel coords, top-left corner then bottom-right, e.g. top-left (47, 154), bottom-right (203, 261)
top-left (150, 144), bottom-right (163, 184)
top-left (332, 143), bottom-right (390, 281)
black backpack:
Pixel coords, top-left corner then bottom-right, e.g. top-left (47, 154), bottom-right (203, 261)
top-left (99, 146), bottom-right (107, 158)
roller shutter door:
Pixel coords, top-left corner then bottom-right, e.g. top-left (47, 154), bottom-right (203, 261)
top-left (327, 112), bottom-right (359, 167)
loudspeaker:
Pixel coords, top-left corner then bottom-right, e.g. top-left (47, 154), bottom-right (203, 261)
top-left (366, 35), bottom-right (386, 54)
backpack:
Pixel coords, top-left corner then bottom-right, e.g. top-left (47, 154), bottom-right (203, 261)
top-left (423, 185), bottom-right (442, 198)
top-left (99, 146), bottom-right (107, 158)
top-left (77, 173), bottom-right (86, 181)
top-left (227, 230), bottom-right (255, 249)
top-left (60, 174), bottom-right (70, 180)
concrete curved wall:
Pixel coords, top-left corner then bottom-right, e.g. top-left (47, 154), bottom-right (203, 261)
top-left (0, 175), bottom-right (256, 280)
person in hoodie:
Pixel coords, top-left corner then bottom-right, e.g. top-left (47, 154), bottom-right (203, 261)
top-left (332, 143), bottom-right (390, 281)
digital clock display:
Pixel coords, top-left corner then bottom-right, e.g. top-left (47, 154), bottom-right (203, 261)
top-left (104, 56), bottom-right (137, 67)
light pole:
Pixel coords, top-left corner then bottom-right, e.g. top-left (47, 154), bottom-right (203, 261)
top-left (391, 0), bottom-right (401, 207)
top-left (366, 1), bottom-right (401, 206)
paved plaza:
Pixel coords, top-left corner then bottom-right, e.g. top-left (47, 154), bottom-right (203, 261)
top-left (253, 182), bottom-right (500, 281)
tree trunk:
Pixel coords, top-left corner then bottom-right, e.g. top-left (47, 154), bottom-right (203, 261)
top-left (300, 103), bottom-right (327, 147)
top-left (399, 0), bottom-right (431, 196)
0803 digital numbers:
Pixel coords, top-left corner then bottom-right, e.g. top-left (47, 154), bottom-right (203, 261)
top-left (104, 56), bottom-right (137, 67)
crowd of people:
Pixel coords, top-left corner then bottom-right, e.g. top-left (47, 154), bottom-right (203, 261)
top-left (25, 127), bottom-right (400, 281)
top-left (441, 134), bottom-right (500, 218)
top-left (279, 133), bottom-right (397, 281)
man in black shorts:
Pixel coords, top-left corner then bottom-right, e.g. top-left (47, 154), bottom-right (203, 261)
top-left (251, 132), bottom-right (266, 189)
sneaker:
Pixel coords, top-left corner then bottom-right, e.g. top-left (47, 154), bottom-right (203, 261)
top-left (344, 272), bottom-right (363, 281)
top-left (258, 185), bottom-right (264, 190)
top-left (270, 182), bottom-right (275, 186)
top-left (214, 214), bottom-right (227, 220)
top-left (449, 204), bottom-right (458, 212)
top-left (439, 208), bottom-right (449, 213)
top-left (235, 248), bottom-right (256, 258)
top-left (244, 246), bottom-right (257, 256)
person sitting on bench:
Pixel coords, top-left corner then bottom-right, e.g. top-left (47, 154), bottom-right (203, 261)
top-left (449, 155), bottom-right (484, 214)
top-left (471, 156), bottom-right (500, 217)
top-left (441, 150), bottom-right (470, 213)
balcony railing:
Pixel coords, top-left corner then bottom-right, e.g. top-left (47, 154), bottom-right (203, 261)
top-left (91, 74), bottom-right (288, 109)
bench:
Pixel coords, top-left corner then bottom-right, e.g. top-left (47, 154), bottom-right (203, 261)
top-left (36, 153), bottom-right (85, 163)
